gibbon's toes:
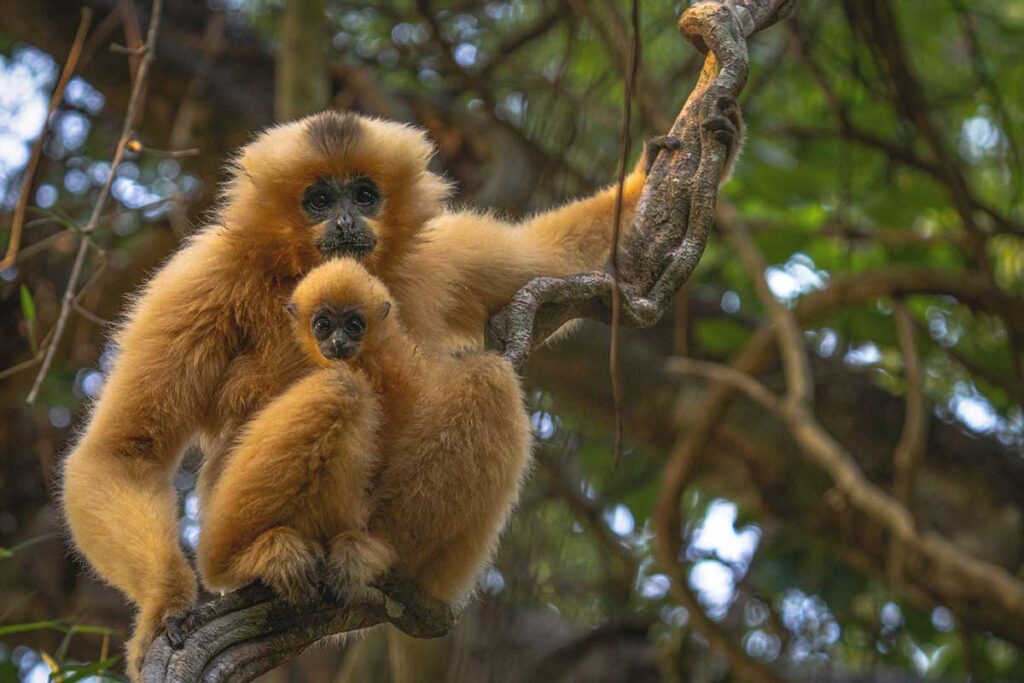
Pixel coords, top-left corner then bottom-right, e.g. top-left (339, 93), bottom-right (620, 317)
top-left (704, 95), bottom-right (744, 153)
top-left (702, 116), bottom-right (737, 151)
top-left (163, 615), bottom-right (186, 649)
top-left (231, 527), bottom-right (322, 603)
top-left (716, 95), bottom-right (743, 131)
top-left (327, 532), bottom-right (395, 604)
top-left (267, 558), bottom-right (321, 603)
top-left (644, 134), bottom-right (684, 175)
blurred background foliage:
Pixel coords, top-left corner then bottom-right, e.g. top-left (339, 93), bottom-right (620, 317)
top-left (1, 0), bottom-right (1023, 681)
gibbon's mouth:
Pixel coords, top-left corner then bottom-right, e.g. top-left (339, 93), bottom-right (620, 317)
top-left (318, 238), bottom-right (377, 260)
top-left (321, 341), bottom-right (359, 360)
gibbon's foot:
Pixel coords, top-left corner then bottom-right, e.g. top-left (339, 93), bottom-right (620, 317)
top-left (163, 615), bottom-right (186, 649)
top-left (126, 571), bottom-right (197, 679)
top-left (644, 134), bottom-right (684, 176)
top-left (232, 526), bottom-right (321, 603)
top-left (326, 531), bottom-right (395, 604)
top-left (702, 95), bottom-right (743, 153)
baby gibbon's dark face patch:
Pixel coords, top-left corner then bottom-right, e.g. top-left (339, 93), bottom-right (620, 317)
top-left (302, 177), bottom-right (382, 260)
top-left (310, 305), bottom-right (367, 361)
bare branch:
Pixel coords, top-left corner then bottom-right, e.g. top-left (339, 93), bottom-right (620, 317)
top-left (487, 0), bottom-right (798, 372)
top-left (0, 8), bottom-right (92, 271)
top-left (666, 355), bottom-right (1024, 625)
top-left (887, 299), bottom-right (927, 586)
top-left (26, 0), bottom-right (163, 404)
top-left (141, 578), bottom-right (456, 683)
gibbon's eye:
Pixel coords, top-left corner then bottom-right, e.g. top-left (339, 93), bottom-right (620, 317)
top-left (343, 314), bottom-right (366, 336)
top-left (312, 316), bottom-right (333, 339)
top-left (351, 182), bottom-right (379, 209)
top-left (309, 191), bottom-right (331, 211)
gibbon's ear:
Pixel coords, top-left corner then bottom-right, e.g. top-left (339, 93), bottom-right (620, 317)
top-left (285, 302), bottom-right (299, 319)
top-left (378, 301), bottom-right (392, 320)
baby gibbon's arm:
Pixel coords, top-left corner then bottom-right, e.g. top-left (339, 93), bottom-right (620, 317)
top-left (61, 242), bottom-right (237, 671)
top-left (198, 368), bottom-right (382, 600)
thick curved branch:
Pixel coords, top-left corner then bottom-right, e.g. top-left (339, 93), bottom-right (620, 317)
top-left (486, 0), bottom-right (797, 371)
top-left (141, 576), bottom-right (456, 682)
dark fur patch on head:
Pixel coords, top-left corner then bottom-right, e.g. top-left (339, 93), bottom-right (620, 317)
top-left (306, 111), bottom-right (362, 159)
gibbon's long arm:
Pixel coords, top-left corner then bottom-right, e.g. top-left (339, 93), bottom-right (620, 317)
top-left (404, 97), bottom-right (743, 351)
top-left (397, 167), bottom-right (649, 346)
top-left (61, 236), bottom-right (237, 672)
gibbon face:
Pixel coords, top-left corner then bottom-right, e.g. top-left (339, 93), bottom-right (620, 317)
top-left (289, 258), bottom-right (395, 365)
top-left (220, 111), bottom-right (452, 275)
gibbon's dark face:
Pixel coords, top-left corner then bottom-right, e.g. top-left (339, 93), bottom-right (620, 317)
top-left (310, 305), bottom-right (368, 361)
top-left (302, 176), bottom-right (382, 260)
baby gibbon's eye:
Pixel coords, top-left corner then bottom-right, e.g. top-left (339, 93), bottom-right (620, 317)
top-left (312, 316), bottom-right (333, 338)
top-left (343, 314), bottom-right (366, 336)
top-left (309, 191), bottom-right (331, 211)
top-left (352, 183), bottom-right (379, 209)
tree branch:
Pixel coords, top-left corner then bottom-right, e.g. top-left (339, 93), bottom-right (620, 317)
top-left (486, 0), bottom-right (797, 371)
top-left (26, 0), bottom-right (163, 405)
top-left (142, 577), bottom-right (456, 682)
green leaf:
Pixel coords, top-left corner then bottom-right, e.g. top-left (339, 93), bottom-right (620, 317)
top-left (20, 283), bottom-right (38, 354)
top-left (20, 284), bottom-right (36, 323)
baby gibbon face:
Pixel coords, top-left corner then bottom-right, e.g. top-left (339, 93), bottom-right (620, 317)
top-left (221, 111), bottom-right (452, 275)
top-left (289, 258), bottom-right (395, 365)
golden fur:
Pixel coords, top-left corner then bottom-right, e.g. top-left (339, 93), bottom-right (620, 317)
top-left (199, 259), bottom-right (531, 606)
top-left (60, 110), bottom-right (650, 677)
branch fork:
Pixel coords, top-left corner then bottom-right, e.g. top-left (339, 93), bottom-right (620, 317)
top-left (487, 0), bottom-right (796, 372)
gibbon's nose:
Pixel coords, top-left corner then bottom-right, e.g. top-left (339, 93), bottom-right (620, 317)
top-left (335, 212), bottom-right (354, 231)
top-left (329, 337), bottom-right (358, 360)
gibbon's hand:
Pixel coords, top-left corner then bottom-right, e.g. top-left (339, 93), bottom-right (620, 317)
top-left (702, 95), bottom-right (744, 161)
top-left (643, 134), bottom-right (684, 176)
top-left (163, 616), bottom-right (186, 650)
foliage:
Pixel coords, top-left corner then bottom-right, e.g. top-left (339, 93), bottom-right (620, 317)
top-left (1, 0), bottom-right (1022, 680)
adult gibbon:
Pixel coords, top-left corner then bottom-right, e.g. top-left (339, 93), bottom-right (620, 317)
top-left (198, 258), bottom-right (530, 607)
top-left (61, 103), bottom-right (741, 676)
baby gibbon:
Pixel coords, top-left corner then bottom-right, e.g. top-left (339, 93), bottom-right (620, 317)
top-left (200, 259), bottom-right (531, 604)
top-left (61, 101), bottom-right (742, 676)
top-left (195, 268), bottom-right (393, 602)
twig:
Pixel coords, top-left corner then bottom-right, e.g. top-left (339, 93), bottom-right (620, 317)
top-left (118, 0), bottom-right (145, 80)
top-left (719, 204), bottom-right (813, 406)
top-left (0, 355), bottom-right (44, 382)
top-left (652, 356), bottom-right (783, 683)
top-left (0, 8), bottom-right (92, 272)
top-left (26, 0), bottom-right (164, 405)
top-left (887, 298), bottom-right (927, 586)
top-left (131, 144), bottom-right (201, 158)
top-left (607, 0), bottom-right (640, 465)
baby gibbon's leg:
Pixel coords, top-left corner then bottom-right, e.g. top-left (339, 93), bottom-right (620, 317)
top-left (374, 352), bottom-right (532, 602)
top-left (198, 368), bottom-right (383, 601)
